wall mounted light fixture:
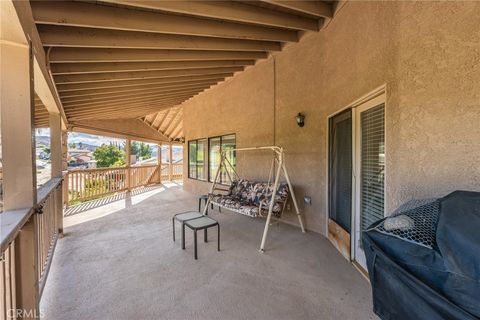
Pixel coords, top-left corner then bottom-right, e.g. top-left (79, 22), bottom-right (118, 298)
top-left (295, 113), bottom-right (305, 127)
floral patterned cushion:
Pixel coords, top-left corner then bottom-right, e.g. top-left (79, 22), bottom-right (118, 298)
top-left (210, 179), bottom-right (289, 218)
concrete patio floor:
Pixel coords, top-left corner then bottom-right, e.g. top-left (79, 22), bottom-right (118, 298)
top-left (41, 182), bottom-right (376, 320)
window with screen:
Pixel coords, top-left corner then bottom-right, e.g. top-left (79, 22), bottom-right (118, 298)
top-left (188, 138), bottom-right (208, 181)
top-left (208, 134), bottom-right (236, 184)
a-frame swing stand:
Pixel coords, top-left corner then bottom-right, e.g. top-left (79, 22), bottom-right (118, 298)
top-left (203, 146), bottom-right (306, 252)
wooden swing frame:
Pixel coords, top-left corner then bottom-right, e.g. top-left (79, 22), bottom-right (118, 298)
top-left (203, 145), bottom-right (306, 252)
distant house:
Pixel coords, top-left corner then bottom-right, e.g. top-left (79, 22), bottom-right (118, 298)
top-left (67, 149), bottom-right (96, 168)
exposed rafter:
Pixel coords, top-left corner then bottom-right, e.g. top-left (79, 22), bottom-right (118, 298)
top-left (53, 67), bottom-right (244, 84)
top-left (29, 0), bottom-right (334, 130)
top-left (257, 1), bottom-right (332, 18)
top-left (56, 74), bottom-right (233, 92)
top-left (58, 80), bottom-right (219, 98)
top-left (31, 1), bottom-right (298, 42)
top-left (50, 60), bottom-right (255, 75)
top-left (102, 0), bottom-right (320, 31)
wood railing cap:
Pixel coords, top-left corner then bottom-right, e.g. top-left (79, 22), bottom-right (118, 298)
top-left (0, 207), bottom-right (34, 253)
top-left (37, 177), bottom-right (63, 205)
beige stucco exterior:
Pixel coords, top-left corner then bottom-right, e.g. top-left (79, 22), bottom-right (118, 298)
top-left (182, 1), bottom-right (480, 235)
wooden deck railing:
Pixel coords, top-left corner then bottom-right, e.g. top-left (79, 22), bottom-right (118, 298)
top-left (65, 163), bottom-right (183, 206)
top-left (130, 164), bottom-right (159, 189)
top-left (66, 167), bottom-right (128, 206)
top-left (1, 177), bottom-right (64, 319)
top-left (172, 163), bottom-right (183, 180)
top-left (36, 178), bottom-right (63, 296)
top-left (160, 163), bottom-right (183, 180)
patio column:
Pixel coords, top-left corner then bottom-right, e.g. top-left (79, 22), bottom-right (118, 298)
top-left (49, 112), bottom-right (64, 235)
top-left (157, 143), bottom-right (162, 183)
top-left (50, 113), bottom-right (62, 178)
top-left (125, 138), bottom-right (131, 190)
top-left (169, 142), bottom-right (173, 180)
top-left (0, 37), bottom-right (39, 318)
top-left (62, 129), bottom-right (69, 207)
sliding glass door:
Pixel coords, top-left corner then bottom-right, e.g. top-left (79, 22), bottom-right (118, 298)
top-left (353, 95), bottom-right (386, 269)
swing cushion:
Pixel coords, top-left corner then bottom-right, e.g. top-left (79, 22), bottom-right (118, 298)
top-left (210, 179), bottom-right (289, 218)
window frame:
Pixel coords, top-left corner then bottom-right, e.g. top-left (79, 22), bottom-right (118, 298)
top-left (188, 133), bottom-right (236, 184)
top-left (187, 138), bottom-right (208, 181)
top-left (208, 133), bottom-right (236, 184)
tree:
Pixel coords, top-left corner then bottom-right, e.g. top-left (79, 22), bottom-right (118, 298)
top-left (140, 143), bottom-right (152, 159)
top-left (93, 144), bottom-right (125, 168)
top-left (42, 146), bottom-right (51, 158)
top-left (69, 142), bottom-right (76, 149)
top-left (130, 141), bottom-right (152, 160)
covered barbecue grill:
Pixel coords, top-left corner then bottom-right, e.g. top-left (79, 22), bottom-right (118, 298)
top-left (363, 191), bottom-right (480, 320)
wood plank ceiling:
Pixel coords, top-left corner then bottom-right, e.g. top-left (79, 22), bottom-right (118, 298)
top-left (35, 93), bottom-right (50, 128)
top-left (31, 0), bottom-right (334, 141)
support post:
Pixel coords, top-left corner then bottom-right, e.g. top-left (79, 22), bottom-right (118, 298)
top-left (50, 112), bottom-right (64, 235)
top-left (0, 36), bottom-right (39, 318)
top-left (157, 143), bottom-right (162, 183)
top-left (62, 130), bottom-right (69, 208)
top-left (125, 138), bottom-right (131, 190)
top-left (169, 142), bottom-right (173, 180)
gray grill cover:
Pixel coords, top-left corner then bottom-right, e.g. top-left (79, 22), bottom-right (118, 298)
top-left (363, 191), bottom-right (480, 320)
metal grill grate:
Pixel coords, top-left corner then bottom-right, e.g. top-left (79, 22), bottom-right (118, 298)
top-left (371, 199), bottom-right (440, 249)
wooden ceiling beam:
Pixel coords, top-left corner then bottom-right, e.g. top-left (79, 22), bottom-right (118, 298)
top-left (68, 103), bottom-right (182, 120)
top-left (102, 0), bottom-right (318, 31)
top-left (168, 117), bottom-right (183, 138)
top-left (164, 111), bottom-right (183, 137)
top-left (54, 66), bottom-right (243, 84)
top-left (65, 105), bottom-right (183, 119)
top-left (56, 73), bottom-right (232, 92)
top-left (63, 93), bottom-right (192, 110)
top-left (63, 91), bottom-right (198, 109)
top-left (59, 79), bottom-right (219, 98)
top-left (62, 88), bottom-right (206, 107)
top-left (48, 48), bottom-right (267, 63)
top-left (50, 60), bottom-right (255, 75)
top-left (257, 1), bottom-right (332, 18)
top-left (162, 108), bottom-right (181, 135)
top-left (148, 113), bottom-right (162, 127)
top-left (174, 130), bottom-right (184, 140)
top-left (170, 124), bottom-right (183, 141)
top-left (61, 84), bottom-right (213, 103)
top-left (31, 1), bottom-right (298, 42)
top-left (38, 25), bottom-right (281, 52)
top-left (155, 110), bottom-right (171, 132)
top-left (65, 100), bottom-right (185, 117)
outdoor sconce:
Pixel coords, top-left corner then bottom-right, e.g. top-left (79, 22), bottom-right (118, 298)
top-left (295, 113), bottom-right (305, 127)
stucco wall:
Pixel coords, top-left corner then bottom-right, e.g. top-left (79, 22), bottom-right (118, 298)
top-left (182, 1), bottom-right (480, 235)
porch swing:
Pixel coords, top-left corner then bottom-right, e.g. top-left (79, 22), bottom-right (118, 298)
top-left (203, 146), bottom-right (306, 252)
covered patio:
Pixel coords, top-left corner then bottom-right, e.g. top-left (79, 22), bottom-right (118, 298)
top-left (41, 183), bottom-right (374, 320)
top-left (1, 1), bottom-right (479, 320)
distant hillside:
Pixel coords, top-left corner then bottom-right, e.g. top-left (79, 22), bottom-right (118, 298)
top-left (68, 143), bottom-right (98, 152)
